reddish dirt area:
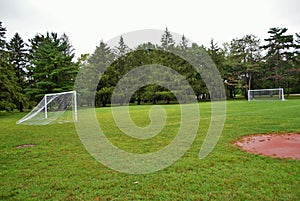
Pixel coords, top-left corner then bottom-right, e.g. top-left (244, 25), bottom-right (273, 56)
top-left (15, 144), bottom-right (35, 148)
top-left (233, 133), bottom-right (300, 160)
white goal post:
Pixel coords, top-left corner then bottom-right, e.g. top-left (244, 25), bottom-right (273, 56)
top-left (17, 91), bottom-right (77, 125)
top-left (248, 88), bottom-right (285, 101)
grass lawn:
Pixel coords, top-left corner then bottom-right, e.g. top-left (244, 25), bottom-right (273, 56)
top-left (1, 99), bottom-right (300, 200)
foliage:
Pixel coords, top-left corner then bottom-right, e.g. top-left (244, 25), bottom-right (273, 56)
top-left (225, 35), bottom-right (262, 98)
top-left (26, 32), bottom-right (78, 101)
top-left (0, 22), bottom-right (26, 111)
top-left (7, 33), bottom-right (29, 111)
top-left (1, 21), bottom-right (300, 110)
top-left (261, 27), bottom-right (296, 90)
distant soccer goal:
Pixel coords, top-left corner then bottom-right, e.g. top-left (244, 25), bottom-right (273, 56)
top-left (248, 88), bottom-right (285, 101)
top-left (17, 91), bottom-right (77, 125)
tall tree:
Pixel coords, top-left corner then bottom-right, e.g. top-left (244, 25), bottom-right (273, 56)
top-left (88, 40), bottom-right (115, 74)
top-left (0, 22), bottom-right (24, 111)
top-left (178, 34), bottom-right (188, 50)
top-left (7, 33), bottom-right (28, 111)
top-left (286, 32), bottom-right (300, 94)
top-left (207, 39), bottom-right (225, 76)
top-left (82, 40), bottom-right (115, 106)
top-left (112, 36), bottom-right (130, 81)
top-left (225, 35), bottom-right (261, 98)
top-left (0, 21), bottom-right (5, 47)
top-left (27, 32), bottom-right (78, 100)
top-left (115, 35), bottom-right (129, 57)
top-left (261, 27), bottom-right (294, 88)
top-left (161, 27), bottom-right (175, 51)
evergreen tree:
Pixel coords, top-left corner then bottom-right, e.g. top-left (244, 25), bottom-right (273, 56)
top-left (88, 40), bottom-right (115, 74)
top-left (161, 27), bottom-right (175, 51)
top-left (225, 35), bottom-right (261, 98)
top-left (286, 33), bottom-right (300, 93)
top-left (0, 22), bottom-right (24, 111)
top-left (27, 32), bottom-right (78, 100)
top-left (207, 39), bottom-right (225, 76)
top-left (115, 35), bottom-right (129, 57)
top-left (261, 27), bottom-right (294, 88)
top-left (179, 35), bottom-right (188, 50)
top-left (112, 36), bottom-right (130, 81)
top-left (0, 21), bottom-right (5, 47)
top-left (7, 33), bottom-right (28, 111)
top-left (81, 40), bottom-right (115, 106)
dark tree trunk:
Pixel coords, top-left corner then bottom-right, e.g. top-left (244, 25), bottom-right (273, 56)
top-left (19, 102), bottom-right (23, 112)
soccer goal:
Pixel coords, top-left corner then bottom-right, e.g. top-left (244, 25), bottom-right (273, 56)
top-left (247, 88), bottom-right (285, 101)
top-left (17, 91), bottom-right (77, 125)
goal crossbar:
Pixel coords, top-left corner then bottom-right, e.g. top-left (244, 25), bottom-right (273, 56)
top-left (248, 88), bottom-right (285, 101)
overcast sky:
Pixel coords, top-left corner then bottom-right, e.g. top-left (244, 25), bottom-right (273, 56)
top-left (1, 0), bottom-right (299, 57)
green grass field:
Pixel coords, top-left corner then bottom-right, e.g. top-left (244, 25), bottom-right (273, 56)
top-left (1, 99), bottom-right (300, 200)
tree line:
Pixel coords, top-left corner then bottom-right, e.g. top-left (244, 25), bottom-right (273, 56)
top-left (0, 20), bottom-right (299, 111)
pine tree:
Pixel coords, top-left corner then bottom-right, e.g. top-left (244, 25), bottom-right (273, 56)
top-left (0, 22), bottom-right (6, 47)
top-left (207, 39), bottom-right (225, 75)
top-left (27, 32), bottom-right (78, 100)
top-left (161, 27), bottom-right (175, 51)
top-left (115, 35), bottom-right (129, 57)
top-left (179, 35), bottom-right (188, 50)
top-left (0, 22), bottom-right (24, 111)
top-left (112, 36), bottom-right (130, 80)
top-left (286, 33), bottom-right (300, 94)
top-left (7, 33), bottom-right (28, 111)
top-left (88, 40), bottom-right (115, 74)
top-left (225, 35), bottom-right (261, 98)
top-left (81, 40), bottom-right (115, 106)
top-left (261, 27), bottom-right (294, 88)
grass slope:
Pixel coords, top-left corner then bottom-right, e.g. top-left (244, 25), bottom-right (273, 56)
top-left (1, 99), bottom-right (300, 200)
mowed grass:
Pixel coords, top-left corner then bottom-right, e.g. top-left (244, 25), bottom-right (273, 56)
top-left (1, 99), bottom-right (300, 200)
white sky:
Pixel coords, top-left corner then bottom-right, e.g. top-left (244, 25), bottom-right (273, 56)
top-left (1, 0), bottom-right (299, 57)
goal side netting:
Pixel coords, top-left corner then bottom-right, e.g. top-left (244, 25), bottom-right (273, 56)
top-left (17, 91), bottom-right (77, 125)
top-left (248, 88), bottom-right (285, 101)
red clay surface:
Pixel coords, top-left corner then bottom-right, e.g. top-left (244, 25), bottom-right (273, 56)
top-left (234, 133), bottom-right (300, 160)
top-left (15, 144), bottom-right (35, 149)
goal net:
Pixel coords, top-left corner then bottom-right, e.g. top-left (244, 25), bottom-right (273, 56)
top-left (17, 91), bottom-right (77, 125)
top-left (248, 88), bottom-right (285, 101)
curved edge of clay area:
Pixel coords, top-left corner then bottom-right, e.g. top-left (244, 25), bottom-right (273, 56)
top-left (232, 132), bottom-right (300, 160)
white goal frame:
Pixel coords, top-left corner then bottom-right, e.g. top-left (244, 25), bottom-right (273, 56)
top-left (248, 88), bottom-right (285, 101)
top-left (44, 91), bottom-right (78, 121)
top-left (17, 91), bottom-right (77, 125)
